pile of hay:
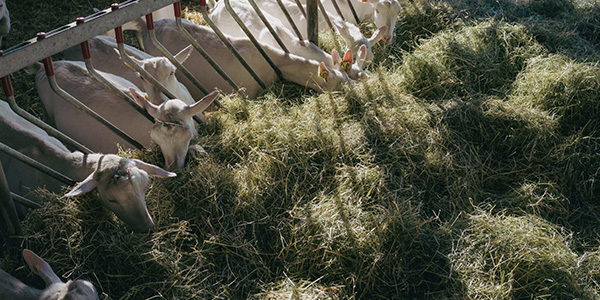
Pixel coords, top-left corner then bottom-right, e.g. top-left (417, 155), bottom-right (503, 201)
top-left (450, 212), bottom-right (600, 299)
top-left (2, 0), bottom-right (600, 299)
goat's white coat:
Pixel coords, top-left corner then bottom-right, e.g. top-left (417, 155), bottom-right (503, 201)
top-left (137, 18), bottom-right (349, 100)
top-left (235, 0), bottom-right (384, 64)
top-left (209, 0), bottom-right (366, 79)
top-left (303, 0), bottom-right (402, 44)
top-left (0, 0), bottom-right (10, 47)
top-left (34, 59), bottom-right (215, 171)
top-left (0, 100), bottom-right (175, 231)
top-left (0, 249), bottom-right (99, 300)
top-left (62, 36), bottom-right (195, 107)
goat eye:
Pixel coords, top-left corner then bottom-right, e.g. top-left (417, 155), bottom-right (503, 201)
top-left (108, 199), bottom-right (118, 204)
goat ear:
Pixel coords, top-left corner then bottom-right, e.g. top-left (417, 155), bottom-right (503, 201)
top-left (133, 159), bottom-right (177, 177)
top-left (185, 90), bottom-right (219, 118)
top-left (63, 173), bottom-right (98, 197)
top-left (23, 249), bottom-right (62, 286)
top-left (334, 23), bottom-right (352, 41)
top-left (129, 88), bottom-right (160, 118)
top-left (318, 62), bottom-right (330, 83)
top-left (331, 49), bottom-right (341, 68)
top-left (356, 44), bottom-right (368, 68)
top-left (369, 26), bottom-right (387, 45)
top-left (341, 50), bottom-right (353, 72)
top-left (174, 45), bottom-right (193, 64)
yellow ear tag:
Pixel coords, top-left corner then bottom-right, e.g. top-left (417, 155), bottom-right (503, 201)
top-left (319, 70), bottom-right (329, 80)
top-left (33, 265), bottom-right (40, 274)
top-left (340, 60), bottom-right (351, 72)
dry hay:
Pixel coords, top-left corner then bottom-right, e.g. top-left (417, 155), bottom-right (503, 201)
top-left (510, 54), bottom-right (600, 134)
top-left (450, 211), bottom-right (598, 299)
top-left (398, 20), bottom-right (546, 99)
top-left (2, 0), bottom-right (600, 299)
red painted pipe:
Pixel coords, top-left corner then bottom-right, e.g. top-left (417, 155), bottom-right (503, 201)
top-left (174, 2), bottom-right (182, 18)
top-left (42, 58), bottom-right (55, 77)
top-left (1, 76), bottom-right (14, 98)
top-left (145, 13), bottom-right (154, 30)
top-left (75, 17), bottom-right (92, 60)
top-left (35, 33), bottom-right (55, 76)
top-left (114, 26), bottom-right (124, 44)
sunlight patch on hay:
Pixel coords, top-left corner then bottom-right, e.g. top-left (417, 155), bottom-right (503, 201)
top-left (451, 211), bottom-right (597, 299)
top-left (510, 54), bottom-right (600, 134)
top-left (399, 21), bottom-right (545, 99)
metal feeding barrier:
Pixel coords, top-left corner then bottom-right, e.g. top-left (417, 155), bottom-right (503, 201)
top-left (0, 0), bottom-right (359, 253)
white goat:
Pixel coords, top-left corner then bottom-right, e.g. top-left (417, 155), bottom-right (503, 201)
top-left (62, 36), bottom-right (195, 107)
top-left (302, 0), bottom-right (403, 44)
top-left (0, 249), bottom-right (99, 300)
top-left (0, 100), bottom-right (175, 232)
top-left (33, 60), bottom-right (219, 171)
top-left (137, 18), bottom-right (350, 100)
top-left (209, 0), bottom-right (367, 79)
top-left (0, 0), bottom-right (10, 47)
top-left (237, 0), bottom-right (385, 64)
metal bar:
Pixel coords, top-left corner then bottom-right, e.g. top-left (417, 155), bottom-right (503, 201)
top-left (1, 76), bottom-right (92, 154)
top-left (76, 28), bottom-right (154, 123)
top-left (307, 0), bottom-right (319, 45)
top-left (146, 14), bottom-right (210, 96)
top-left (247, 0), bottom-right (289, 53)
top-left (330, 0), bottom-right (346, 21)
top-left (317, 0), bottom-right (335, 32)
top-left (0, 142), bottom-right (75, 186)
top-left (0, 0), bottom-right (181, 78)
top-left (275, 0), bottom-right (304, 41)
top-left (0, 160), bottom-right (22, 255)
top-left (200, 3), bottom-right (267, 90)
top-left (82, 57), bottom-right (154, 123)
top-left (112, 18), bottom-right (176, 101)
top-left (174, 6), bottom-right (240, 93)
top-left (74, 17), bottom-right (153, 123)
top-left (42, 54), bottom-right (145, 150)
top-left (293, 0), bottom-right (307, 17)
top-left (345, 0), bottom-right (361, 24)
top-left (11, 193), bottom-right (42, 209)
top-left (113, 22), bottom-right (205, 124)
top-left (223, 0), bottom-right (285, 80)
top-left (317, 0), bottom-right (342, 50)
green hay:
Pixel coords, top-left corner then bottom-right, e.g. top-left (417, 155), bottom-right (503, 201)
top-left (510, 54), bottom-right (600, 134)
top-left (450, 212), bottom-right (597, 299)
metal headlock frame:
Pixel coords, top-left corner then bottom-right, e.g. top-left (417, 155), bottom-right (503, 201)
top-left (39, 33), bottom-right (145, 151)
top-left (0, 0), bottom-right (185, 252)
top-left (0, 0), bottom-right (335, 251)
top-left (76, 18), bottom-right (154, 123)
top-left (1, 75), bottom-right (92, 154)
top-left (146, 14), bottom-right (209, 96)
